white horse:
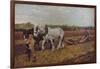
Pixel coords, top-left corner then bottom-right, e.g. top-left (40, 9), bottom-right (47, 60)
top-left (33, 24), bottom-right (64, 51)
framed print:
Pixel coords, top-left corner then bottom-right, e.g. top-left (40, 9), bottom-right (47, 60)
top-left (11, 1), bottom-right (96, 68)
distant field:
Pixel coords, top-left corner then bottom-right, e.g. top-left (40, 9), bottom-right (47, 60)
top-left (64, 30), bottom-right (95, 37)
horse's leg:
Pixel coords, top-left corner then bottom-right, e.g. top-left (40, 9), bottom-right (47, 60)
top-left (57, 38), bottom-right (61, 50)
top-left (61, 36), bottom-right (64, 48)
top-left (50, 39), bottom-right (55, 51)
top-left (37, 41), bottom-right (40, 50)
top-left (42, 39), bottom-right (45, 50)
top-left (57, 35), bottom-right (64, 49)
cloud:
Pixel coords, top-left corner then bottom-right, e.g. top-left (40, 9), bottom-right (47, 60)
top-left (15, 4), bottom-right (95, 27)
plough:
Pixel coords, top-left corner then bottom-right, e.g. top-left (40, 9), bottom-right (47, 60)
top-left (64, 35), bottom-right (94, 45)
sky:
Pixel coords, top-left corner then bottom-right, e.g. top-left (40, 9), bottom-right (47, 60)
top-left (15, 4), bottom-right (95, 27)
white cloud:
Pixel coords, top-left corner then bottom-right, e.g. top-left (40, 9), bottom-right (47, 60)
top-left (15, 4), bottom-right (95, 27)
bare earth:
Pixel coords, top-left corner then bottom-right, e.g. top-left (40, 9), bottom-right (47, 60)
top-left (14, 30), bottom-right (96, 67)
top-left (14, 37), bottom-right (95, 68)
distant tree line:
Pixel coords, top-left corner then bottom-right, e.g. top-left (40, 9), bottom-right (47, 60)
top-left (47, 25), bottom-right (94, 31)
top-left (15, 22), bottom-right (95, 31)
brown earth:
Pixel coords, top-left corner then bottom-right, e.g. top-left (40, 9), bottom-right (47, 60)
top-left (14, 30), bottom-right (96, 68)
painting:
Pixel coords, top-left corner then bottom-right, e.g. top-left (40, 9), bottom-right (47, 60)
top-left (11, 1), bottom-right (96, 68)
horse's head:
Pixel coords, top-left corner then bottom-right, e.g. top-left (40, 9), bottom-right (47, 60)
top-left (33, 24), bottom-right (48, 40)
top-left (33, 25), bottom-right (39, 38)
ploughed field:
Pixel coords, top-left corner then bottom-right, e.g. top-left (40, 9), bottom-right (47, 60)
top-left (14, 30), bottom-right (96, 67)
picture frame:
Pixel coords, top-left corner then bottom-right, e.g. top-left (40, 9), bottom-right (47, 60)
top-left (11, 0), bottom-right (96, 68)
